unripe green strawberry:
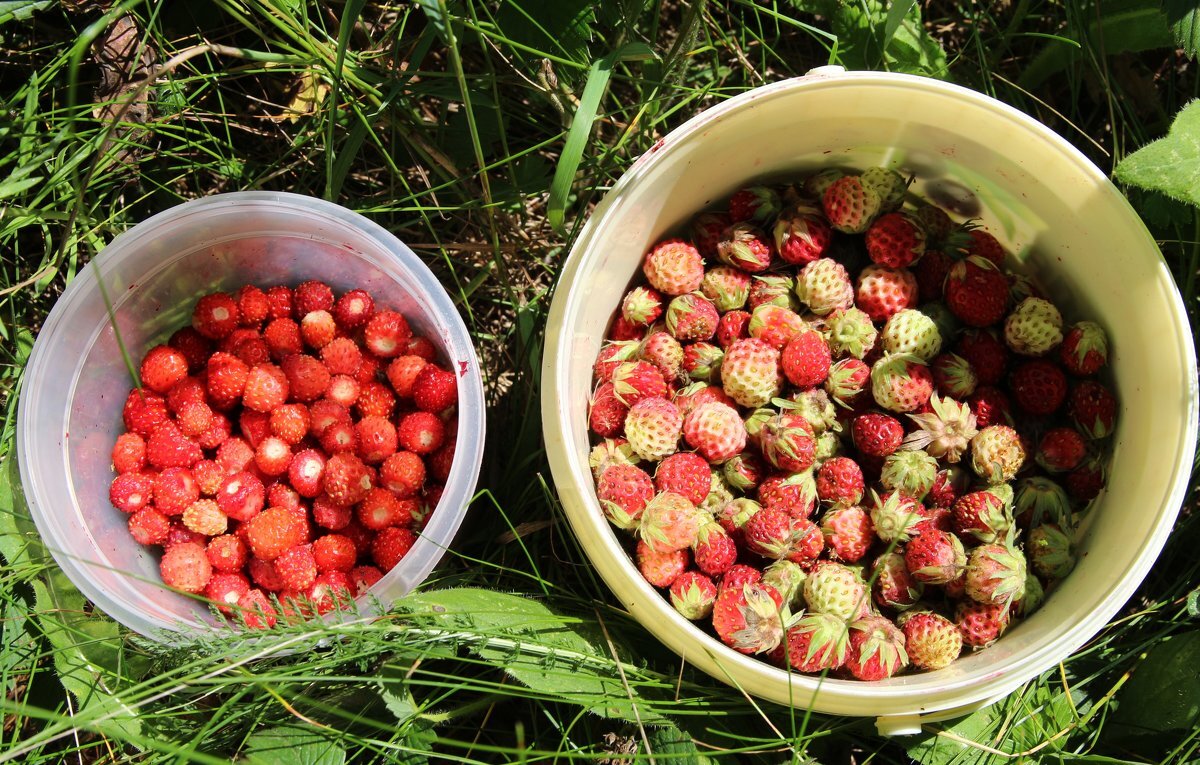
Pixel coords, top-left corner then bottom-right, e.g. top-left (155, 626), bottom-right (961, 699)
top-left (785, 388), bottom-right (839, 435)
top-left (859, 166), bottom-right (909, 212)
top-left (869, 489), bottom-right (926, 544)
top-left (762, 559), bottom-right (807, 609)
top-left (845, 614), bottom-right (908, 681)
top-left (624, 396), bottom-right (683, 461)
top-left (700, 266), bottom-right (751, 312)
top-left (803, 561), bottom-right (868, 621)
top-left (774, 205), bottom-right (833, 265)
top-left (643, 239), bottom-right (704, 296)
top-left (712, 582), bottom-right (785, 654)
top-left (721, 338), bottom-right (783, 408)
top-left (669, 571), bottom-right (718, 620)
top-left (718, 223), bottom-right (774, 273)
top-left (780, 611), bottom-right (850, 673)
top-left (699, 471), bottom-right (736, 516)
top-left (1059, 320), bottom-right (1108, 375)
top-left (638, 491), bottom-right (702, 552)
top-left (822, 307), bottom-right (877, 359)
top-left (930, 352), bottom-right (978, 399)
top-left (902, 394), bottom-right (978, 464)
top-left (1004, 297), bottom-right (1063, 356)
top-left (880, 449), bottom-right (938, 500)
top-left (749, 304), bottom-right (807, 350)
top-left (716, 497), bottom-right (761, 536)
top-left (683, 401), bottom-right (747, 464)
top-left (901, 612), bottom-right (962, 670)
top-left (1015, 573), bottom-right (1045, 617)
top-left (588, 437), bottom-right (640, 481)
top-left (970, 424), bottom-right (1025, 484)
top-left (666, 293), bottom-right (720, 342)
top-left (881, 309), bottom-right (942, 361)
top-left (965, 543), bottom-right (1027, 607)
top-left (904, 529), bottom-right (966, 585)
top-left (796, 259), bottom-right (855, 316)
top-left (823, 175), bottom-right (882, 234)
top-left (872, 551), bottom-right (924, 610)
top-left (1014, 476), bottom-right (1072, 528)
top-left (1027, 523), bottom-right (1076, 579)
top-left (870, 352), bottom-right (934, 413)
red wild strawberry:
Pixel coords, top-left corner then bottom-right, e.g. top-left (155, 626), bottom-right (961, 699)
top-left (819, 505), bottom-right (873, 563)
top-left (865, 212), bottom-right (926, 268)
top-left (913, 248), bottom-right (954, 302)
top-left (964, 227), bottom-right (1006, 265)
top-left (165, 523), bottom-right (206, 549)
top-left (1008, 359), bottom-right (1067, 416)
top-left (904, 529), bottom-right (966, 584)
top-left (236, 285), bottom-right (270, 326)
top-left (944, 256), bottom-right (1008, 327)
top-left (123, 389), bottom-right (170, 437)
top-left (311, 494), bottom-right (352, 530)
top-left (307, 571), bottom-right (354, 614)
top-left (693, 523), bottom-right (737, 578)
top-left (238, 409), bottom-right (271, 448)
top-left (715, 309), bottom-right (752, 349)
top-left (816, 457), bottom-right (865, 506)
top-left (845, 615), bottom-right (908, 680)
top-left (380, 451), bottom-right (426, 498)
top-left (1036, 427), bottom-right (1086, 472)
top-left (670, 570), bottom-right (719, 620)
top-left (287, 449), bottom-right (327, 498)
top-left (405, 335), bottom-right (438, 361)
top-left (248, 556), bottom-right (284, 592)
top-left (872, 551), bottom-right (923, 610)
top-left (1059, 321), bottom-right (1108, 376)
top-left (269, 404), bottom-right (310, 444)
top-left (355, 415), bottom-right (398, 464)
top-left (326, 375), bottom-right (361, 408)
top-left (372, 526), bottom-right (416, 571)
top-left (300, 310), bottom-right (337, 349)
top-left (182, 498), bottom-right (228, 537)
top-left (412, 364), bottom-right (458, 413)
top-left (852, 413), bottom-right (904, 457)
top-left (236, 588), bottom-right (279, 629)
top-left (758, 473), bottom-right (817, 520)
top-left (196, 412), bottom-right (231, 451)
top-left (665, 293), bottom-right (720, 342)
top-left (654, 452), bottom-right (711, 506)
top-left (640, 330), bottom-right (684, 381)
top-left (207, 534), bottom-right (248, 573)
top-left (427, 438), bottom-right (456, 484)
top-left (717, 223), bottom-right (774, 273)
top-left (242, 364), bottom-right (289, 412)
top-left (274, 545), bottom-right (318, 591)
top-left (356, 486), bottom-right (406, 530)
top-left (266, 481), bottom-right (302, 511)
top-left (608, 361), bottom-right (668, 407)
top-left (139, 345), bottom-right (189, 394)
top-left (354, 351), bottom-right (383, 384)
top-left (312, 534), bottom-right (356, 572)
top-left (1068, 380), bottom-right (1117, 439)
top-left (956, 601), bottom-right (1011, 647)
top-left (728, 185), bottom-right (781, 223)
top-left (324, 452), bottom-right (373, 506)
top-left (127, 507), bottom-right (169, 545)
top-left (161, 541), bottom-right (213, 593)
top-left (146, 421), bottom-right (203, 469)
top-left (175, 400), bottom-right (214, 439)
top-left (293, 280), bottom-right (334, 316)
top-left (320, 337), bottom-right (363, 376)
top-left (350, 565), bottom-right (383, 596)
top-left (264, 285), bottom-right (293, 319)
top-left (357, 381), bottom-right (397, 418)
top-left (263, 318), bottom-right (303, 359)
top-left (110, 473), bottom-right (155, 513)
top-left (823, 175), bottom-right (881, 234)
top-left (192, 293), bottom-right (240, 339)
top-left (215, 437), bottom-right (255, 474)
top-left (206, 352), bottom-right (250, 407)
top-left (774, 206), bottom-right (832, 265)
top-left (386, 355), bottom-right (428, 399)
top-left (635, 539), bottom-right (688, 588)
top-left (112, 432), bottom-right (146, 474)
top-left (589, 382), bottom-right (627, 438)
top-left (154, 467), bottom-right (199, 515)
top-left (621, 286), bottom-right (664, 327)
top-left (309, 400), bottom-right (351, 437)
top-left (254, 436), bottom-right (292, 476)
top-left (205, 572), bottom-right (251, 615)
top-left (712, 582), bottom-right (784, 654)
top-left (364, 310), bottom-right (412, 358)
top-left (244, 506), bottom-right (308, 560)
top-left (855, 265), bottom-right (918, 323)
top-left (608, 315), bottom-right (644, 341)
top-left (333, 288), bottom-right (375, 329)
top-left (781, 330), bottom-right (831, 388)
top-left (691, 211), bottom-right (731, 258)
top-left (643, 239), bottom-right (705, 296)
top-left (168, 327), bottom-right (214, 373)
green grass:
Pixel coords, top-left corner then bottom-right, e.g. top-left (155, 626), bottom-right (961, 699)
top-left (0, 1), bottom-right (1198, 762)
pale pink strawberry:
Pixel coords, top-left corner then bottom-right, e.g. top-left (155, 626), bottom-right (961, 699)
top-left (715, 310), bottom-right (752, 349)
top-left (855, 265), bottom-right (918, 324)
top-left (758, 412), bottom-right (816, 473)
top-left (902, 612), bottom-right (963, 670)
top-left (693, 521), bottom-right (738, 578)
top-left (638, 491), bottom-right (701, 552)
top-left (747, 274), bottom-right (796, 310)
top-left (970, 424), bottom-right (1026, 484)
top-left (700, 266), bottom-right (752, 312)
top-left (823, 175), bottom-right (882, 234)
top-left (680, 342), bottom-right (724, 383)
top-left (870, 353), bottom-right (934, 413)
top-left (956, 601), bottom-right (1011, 648)
top-left (965, 543), bottom-right (1027, 607)
top-left (872, 551), bottom-right (923, 610)
top-left (636, 539), bottom-right (688, 588)
top-left (682, 401), bottom-right (747, 463)
top-left (654, 452), bottom-right (712, 506)
top-left (781, 330), bottom-right (832, 388)
top-left (781, 612), bottom-right (850, 673)
top-left (774, 205), bottom-right (832, 265)
top-left (757, 472), bottom-right (818, 520)
top-left (609, 360), bottom-right (668, 407)
top-left (621, 286), bottom-right (664, 326)
top-left (845, 615), bottom-right (908, 680)
top-left (670, 571), bottom-right (718, 620)
top-left (596, 463), bottom-right (655, 529)
top-left (819, 505), bottom-right (873, 563)
top-left (665, 293), bottom-right (720, 342)
top-left (796, 259), bottom-right (855, 316)
top-left (748, 304), bottom-right (806, 350)
top-left (639, 332), bottom-right (684, 383)
top-left (904, 530), bottom-right (966, 584)
top-left (721, 338), bottom-right (782, 408)
top-left (1004, 297), bottom-right (1063, 357)
top-left (673, 382), bottom-right (736, 419)
top-left (624, 397), bottom-right (683, 461)
top-left (643, 239), bottom-right (704, 295)
top-left (712, 582), bottom-right (785, 654)
top-left (588, 382), bottom-right (628, 438)
top-left (717, 223), bottom-right (773, 273)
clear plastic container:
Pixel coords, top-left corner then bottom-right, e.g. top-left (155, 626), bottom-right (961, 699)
top-left (541, 69), bottom-right (1198, 733)
top-left (17, 191), bottom-right (485, 641)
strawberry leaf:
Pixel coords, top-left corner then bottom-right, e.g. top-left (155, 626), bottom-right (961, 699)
top-left (242, 725), bottom-right (347, 765)
top-left (1115, 100), bottom-right (1200, 208)
top-left (1163, 0), bottom-right (1200, 56)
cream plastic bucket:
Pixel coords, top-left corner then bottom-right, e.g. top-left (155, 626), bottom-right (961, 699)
top-left (18, 192), bottom-right (486, 641)
top-left (541, 69), bottom-right (1198, 733)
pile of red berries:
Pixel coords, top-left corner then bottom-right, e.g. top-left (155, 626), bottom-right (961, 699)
top-left (588, 168), bottom-right (1115, 679)
top-left (108, 281), bottom-right (459, 628)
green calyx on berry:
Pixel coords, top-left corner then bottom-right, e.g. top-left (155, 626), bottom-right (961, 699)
top-left (902, 394), bottom-right (979, 463)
